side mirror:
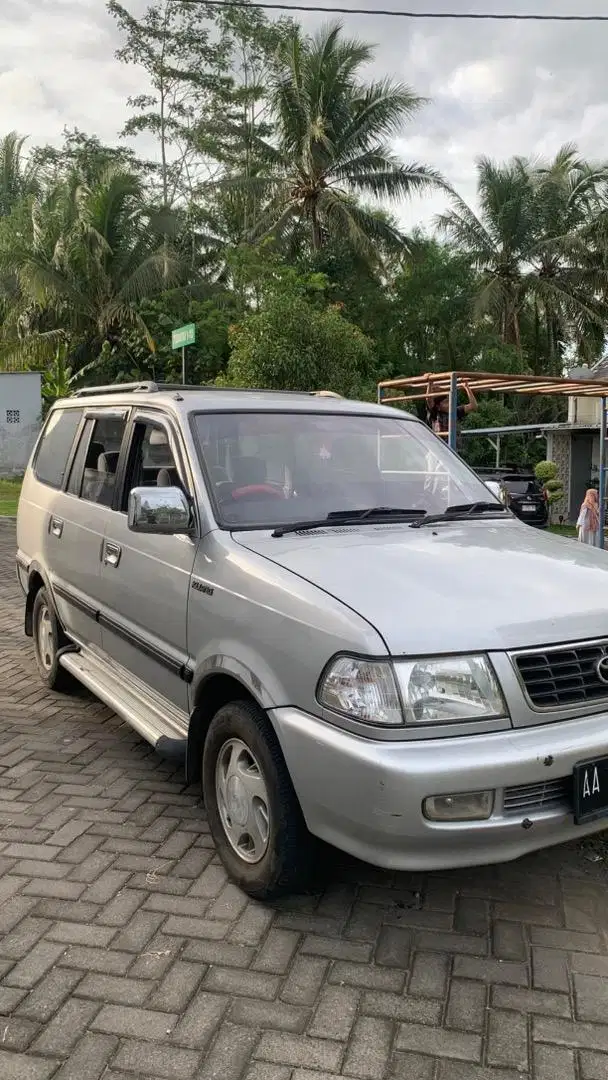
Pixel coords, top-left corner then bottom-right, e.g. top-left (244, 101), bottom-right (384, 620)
top-left (128, 486), bottom-right (192, 535)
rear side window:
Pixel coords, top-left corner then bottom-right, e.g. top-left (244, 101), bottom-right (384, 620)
top-left (34, 408), bottom-right (83, 489)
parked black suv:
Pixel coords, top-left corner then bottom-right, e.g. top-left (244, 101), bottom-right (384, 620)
top-left (476, 467), bottom-right (549, 529)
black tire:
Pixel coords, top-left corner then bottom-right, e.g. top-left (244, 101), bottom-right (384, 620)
top-left (202, 699), bottom-right (314, 900)
top-left (32, 587), bottom-right (75, 693)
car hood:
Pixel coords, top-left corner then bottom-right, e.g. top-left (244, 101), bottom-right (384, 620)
top-left (236, 520), bottom-right (608, 655)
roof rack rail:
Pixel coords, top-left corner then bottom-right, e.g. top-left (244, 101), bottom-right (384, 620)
top-left (72, 381), bottom-right (158, 397)
top-left (71, 382), bottom-right (342, 399)
top-left (154, 384), bottom-right (315, 395)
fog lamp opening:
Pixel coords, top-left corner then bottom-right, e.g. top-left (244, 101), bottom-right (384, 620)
top-left (423, 790), bottom-right (494, 822)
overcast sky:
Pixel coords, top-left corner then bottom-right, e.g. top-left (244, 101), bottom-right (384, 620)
top-left (2, 0), bottom-right (608, 229)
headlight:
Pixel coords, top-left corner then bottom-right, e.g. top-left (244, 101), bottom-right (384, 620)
top-left (318, 656), bottom-right (403, 726)
top-left (395, 655), bottom-right (505, 726)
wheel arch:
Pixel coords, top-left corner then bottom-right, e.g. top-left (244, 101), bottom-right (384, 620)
top-left (186, 671), bottom-right (263, 786)
top-left (24, 563), bottom-right (54, 637)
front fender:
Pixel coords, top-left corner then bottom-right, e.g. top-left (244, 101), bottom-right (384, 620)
top-left (190, 642), bottom-right (287, 710)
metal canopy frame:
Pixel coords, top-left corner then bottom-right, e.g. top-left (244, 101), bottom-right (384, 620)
top-left (378, 370), bottom-right (608, 548)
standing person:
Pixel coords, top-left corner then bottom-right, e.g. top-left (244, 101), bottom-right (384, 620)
top-left (577, 488), bottom-right (601, 546)
top-left (426, 380), bottom-right (478, 435)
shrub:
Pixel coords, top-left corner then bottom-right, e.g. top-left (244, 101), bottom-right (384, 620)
top-left (534, 460), bottom-right (564, 505)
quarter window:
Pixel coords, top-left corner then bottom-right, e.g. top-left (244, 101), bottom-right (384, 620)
top-left (34, 408), bottom-right (83, 489)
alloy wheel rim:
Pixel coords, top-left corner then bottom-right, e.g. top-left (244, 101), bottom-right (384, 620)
top-left (215, 737), bottom-right (270, 864)
top-left (37, 604), bottom-right (54, 672)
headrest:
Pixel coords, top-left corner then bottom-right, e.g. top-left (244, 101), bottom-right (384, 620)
top-left (149, 428), bottom-right (169, 446)
top-left (97, 451), bottom-right (119, 474)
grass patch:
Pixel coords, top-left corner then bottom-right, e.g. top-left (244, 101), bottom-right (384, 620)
top-left (0, 478), bottom-right (22, 516)
top-left (549, 524), bottom-right (577, 538)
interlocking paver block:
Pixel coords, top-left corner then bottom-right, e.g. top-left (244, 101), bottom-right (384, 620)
top-left (486, 1009), bottom-right (528, 1071)
top-left (256, 1031), bottom-right (343, 1071)
top-left (1, 516), bottom-right (608, 1080)
top-left (0, 1051), bottom-right (61, 1080)
top-left (343, 1016), bottom-right (393, 1079)
top-left (112, 1038), bottom-right (201, 1078)
top-left (445, 979), bottom-right (486, 1031)
top-left (310, 985), bottom-right (359, 1039)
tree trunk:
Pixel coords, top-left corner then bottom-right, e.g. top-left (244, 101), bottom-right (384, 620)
top-left (533, 300), bottom-right (540, 374)
top-left (159, 2), bottom-right (170, 282)
top-left (311, 203), bottom-right (322, 250)
top-left (443, 327), bottom-right (456, 367)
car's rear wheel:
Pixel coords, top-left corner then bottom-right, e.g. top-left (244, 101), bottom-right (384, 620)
top-left (32, 588), bottom-right (74, 693)
top-left (202, 699), bottom-right (314, 900)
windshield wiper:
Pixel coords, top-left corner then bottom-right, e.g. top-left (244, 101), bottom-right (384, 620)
top-left (272, 507), bottom-right (425, 538)
top-left (409, 501), bottom-right (508, 529)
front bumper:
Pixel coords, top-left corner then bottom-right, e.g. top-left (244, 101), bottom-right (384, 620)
top-left (270, 706), bottom-right (608, 870)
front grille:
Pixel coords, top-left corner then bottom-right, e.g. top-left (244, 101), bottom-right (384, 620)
top-left (515, 641), bottom-right (608, 709)
top-left (503, 777), bottom-right (572, 816)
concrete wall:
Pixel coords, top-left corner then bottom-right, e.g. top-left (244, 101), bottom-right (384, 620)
top-left (0, 373), bottom-right (42, 476)
top-left (545, 430), bottom-right (571, 522)
top-left (568, 396), bottom-right (601, 425)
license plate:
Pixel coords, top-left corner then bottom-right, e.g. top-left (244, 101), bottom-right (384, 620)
top-left (521, 504), bottom-right (536, 513)
top-left (573, 756), bottom-right (608, 824)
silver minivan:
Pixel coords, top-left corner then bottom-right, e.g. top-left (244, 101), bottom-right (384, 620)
top-left (15, 382), bottom-right (608, 898)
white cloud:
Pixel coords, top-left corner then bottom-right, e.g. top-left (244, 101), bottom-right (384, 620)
top-left (443, 61), bottom-right (507, 102)
top-left (2, 0), bottom-right (608, 234)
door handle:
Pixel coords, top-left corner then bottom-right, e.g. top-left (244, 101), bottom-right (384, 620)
top-left (103, 541), bottom-right (122, 568)
top-left (50, 516), bottom-right (63, 538)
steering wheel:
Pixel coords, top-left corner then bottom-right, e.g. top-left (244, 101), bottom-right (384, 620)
top-left (231, 483), bottom-right (285, 500)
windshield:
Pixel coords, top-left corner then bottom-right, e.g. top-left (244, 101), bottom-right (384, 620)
top-left (192, 410), bottom-right (500, 529)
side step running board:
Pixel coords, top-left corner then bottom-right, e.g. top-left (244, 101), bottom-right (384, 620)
top-left (60, 648), bottom-right (188, 753)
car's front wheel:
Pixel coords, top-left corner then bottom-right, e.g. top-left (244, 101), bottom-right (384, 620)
top-left (202, 699), bottom-right (314, 900)
top-left (32, 587), bottom-right (74, 693)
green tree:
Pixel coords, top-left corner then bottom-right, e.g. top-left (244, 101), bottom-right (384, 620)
top-left (39, 341), bottom-right (108, 404)
top-left (31, 128), bottom-right (146, 188)
top-left (224, 261), bottom-right (374, 395)
top-left (437, 147), bottom-right (608, 372)
top-left (390, 236), bottom-right (511, 375)
top-left (108, 0), bottom-right (232, 208)
top-left (224, 22), bottom-right (444, 253)
top-left (437, 157), bottom-right (533, 350)
top-left (103, 293), bottom-right (236, 384)
top-left (0, 132), bottom-right (40, 218)
top-left (0, 164), bottom-right (181, 369)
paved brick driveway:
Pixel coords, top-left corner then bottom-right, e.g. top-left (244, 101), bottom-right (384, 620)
top-left (1, 520), bottom-right (608, 1080)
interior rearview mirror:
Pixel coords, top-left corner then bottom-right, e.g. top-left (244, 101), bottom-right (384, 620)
top-left (128, 486), bottom-right (192, 535)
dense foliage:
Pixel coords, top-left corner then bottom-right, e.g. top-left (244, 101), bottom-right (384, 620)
top-left (3, 1), bottom-right (608, 467)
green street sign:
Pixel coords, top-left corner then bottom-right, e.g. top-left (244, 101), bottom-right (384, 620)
top-left (171, 323), bottom-right (196, 350)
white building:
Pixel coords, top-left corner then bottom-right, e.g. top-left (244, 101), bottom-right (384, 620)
top-left (542, 360), bottom-right (608, 522)
top-left (0, 372), bottom-right (42, 476)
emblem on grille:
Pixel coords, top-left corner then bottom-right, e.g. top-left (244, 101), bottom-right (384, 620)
top-left (596, 656), bottom-right (608, 684)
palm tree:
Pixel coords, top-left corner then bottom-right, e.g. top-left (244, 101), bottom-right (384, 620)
top-left (437, 147), bottom-right (608, 370)
top-left (0, 132), bottom-right (40, 218)
top-left (530, 146), bottom-right (608, 366)
top-left (0, 164), bottom-right (181, 368)
top-left (436, 157), bottom-right (533, 350)
top-left (219, 22), bottom-right (444, 253)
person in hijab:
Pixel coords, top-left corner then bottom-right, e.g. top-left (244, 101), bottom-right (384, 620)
top-left (577, 488), bottom-right (600, 545)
